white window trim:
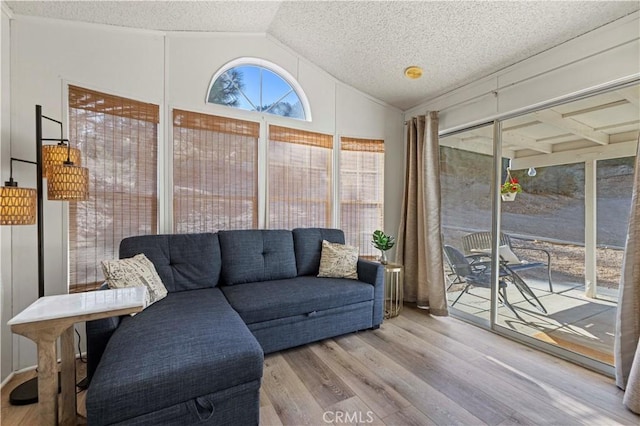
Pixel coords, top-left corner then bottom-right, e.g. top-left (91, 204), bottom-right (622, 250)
top-left (206, 57), bottom-right (312, 122)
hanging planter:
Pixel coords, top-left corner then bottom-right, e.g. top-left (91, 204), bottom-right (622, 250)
top-left (500, 168), bottom-right (522, 202)
top-left (501, 192), bottom-right (517, 202)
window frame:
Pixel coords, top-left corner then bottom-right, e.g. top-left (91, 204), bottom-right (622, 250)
top-left (339, 136), bottom-right (385, 258)
top-left (266, 124), bottom-right (333, 229)
top-left (172, 108), bottom-right (260, 233)
top-left (67, 84), bottom-right (160, 292)
top-left (206, 57), bottom-right (312, 122)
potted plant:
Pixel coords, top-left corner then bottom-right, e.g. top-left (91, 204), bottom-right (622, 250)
top-left (371, 230), bottom-right (395, 265)
top-left (500, 173), bottom-right (522, 202)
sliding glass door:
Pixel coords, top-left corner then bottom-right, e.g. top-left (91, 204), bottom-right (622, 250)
top-left (494, 86), bottom-right (637, 372)
top-left (440, 82), bottom-right (638, 374)
top-left (440, 124), bottom-right (495, 325)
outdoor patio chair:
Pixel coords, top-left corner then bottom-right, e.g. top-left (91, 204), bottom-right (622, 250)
top-left (444, 247), bottom-right (488, 289)
top-left (443, 245), bottom-right (518, 317)
top-left (501, 262), bottom-right (548, 315)
top-left (444, 245), bottom-right (548, 317)
top-left (462, 231), bottom-right (553, 292)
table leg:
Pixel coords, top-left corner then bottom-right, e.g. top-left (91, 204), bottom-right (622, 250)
top-left (61, 326), bottom-right (77, 425)
top-left (37, 337), bottom-right (59, 426)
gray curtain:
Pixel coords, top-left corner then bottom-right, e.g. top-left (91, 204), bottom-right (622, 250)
top-left (615, 136), bottom-right (640, 413)
top-left (396, 112), bottom-right (448, 316)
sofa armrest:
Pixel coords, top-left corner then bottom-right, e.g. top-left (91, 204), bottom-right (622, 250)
top-left (85, 283), bottom-right (123, 386)
top-left (357, 259), bottom-right (385, 326)
top-left (86, 315), bottom-right (121, 386)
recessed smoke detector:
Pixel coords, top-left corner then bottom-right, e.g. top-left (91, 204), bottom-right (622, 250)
top-left (404, 66), bottom-right (423, 79)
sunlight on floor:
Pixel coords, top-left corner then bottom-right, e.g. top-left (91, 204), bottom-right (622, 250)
top-left (448, 278), bottom-right (616, 364)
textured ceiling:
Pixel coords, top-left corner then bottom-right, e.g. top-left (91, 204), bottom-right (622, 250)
top-left (5, 1), bottom-right (283, 32)
top-left (5, 1), bottom-right (639, 110)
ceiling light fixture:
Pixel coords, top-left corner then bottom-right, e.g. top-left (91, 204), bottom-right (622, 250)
top-left (404, 66), bottom-right (423, 80)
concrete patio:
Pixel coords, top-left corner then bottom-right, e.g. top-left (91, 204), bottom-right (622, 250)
top-left (447, 274), bottom-right (617, 364)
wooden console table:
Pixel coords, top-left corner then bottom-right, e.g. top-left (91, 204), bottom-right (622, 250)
top-left (8, 287), bottom-right (147, 425)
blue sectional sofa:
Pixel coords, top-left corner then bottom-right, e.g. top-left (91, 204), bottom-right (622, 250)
top-left (85, 228), bottom-right (384, 425)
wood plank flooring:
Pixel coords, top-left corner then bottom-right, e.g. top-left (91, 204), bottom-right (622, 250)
top-left (1, 361), bottom-right (87, 425)
top-left (2, 306), bottom-right (638, 425)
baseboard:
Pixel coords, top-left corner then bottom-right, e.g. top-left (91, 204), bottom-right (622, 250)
top-left (10, 365), bottom-right (37, 375)
top-left (1, 371), bottom-right (15, 389)
top-left (0, 352), bottom-right (87, 390)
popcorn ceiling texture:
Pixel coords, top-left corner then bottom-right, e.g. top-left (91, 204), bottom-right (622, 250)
top-left (5, 1), bottom-right (282, 32)
top-left (5, 1), bottom-right (639, 110)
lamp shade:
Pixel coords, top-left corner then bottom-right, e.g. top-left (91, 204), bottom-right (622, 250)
top-left (47, 164), bottom-right (89, 201)
top-left (42, 145), bottom-right (81, 178)
top-left (0, 186), bottom-right (37, 225)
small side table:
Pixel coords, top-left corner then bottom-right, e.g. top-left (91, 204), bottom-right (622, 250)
top-left (8, 287), bottom-right (147, 426)
top-left (384, 263), bottom-right (404, 318)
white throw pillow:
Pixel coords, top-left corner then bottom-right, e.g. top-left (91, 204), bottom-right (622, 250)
top-left (101, 254), bottom-right (168, 309)
top-left (317, 240), bottom-right (359, 280)
top-left (498, 245), bottom-right (522, 265)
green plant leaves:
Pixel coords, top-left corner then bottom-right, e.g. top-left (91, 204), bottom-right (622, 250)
top-left (371, 230), bottom-right (395, 251)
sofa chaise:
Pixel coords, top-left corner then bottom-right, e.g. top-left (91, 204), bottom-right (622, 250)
top-left (85, 228), bottom-right (384, 425)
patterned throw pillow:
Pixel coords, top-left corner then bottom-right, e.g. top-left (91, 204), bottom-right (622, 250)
top-left (101, 254), bottom-right (168, 308)
top-left (317, 240), bottom-right (359, 280)
top-left (498, 245), bottom-right (522, 265)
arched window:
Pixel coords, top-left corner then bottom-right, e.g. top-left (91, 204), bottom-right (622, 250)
top-left (207, 58), bottom-right (311, 121)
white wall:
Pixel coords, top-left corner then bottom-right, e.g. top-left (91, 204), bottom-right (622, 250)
top-left (2, 17), bottom-right (403, 377)
top-left (335, 83), bottom-right (404, 245)
top-left (404, 12), bottom-right (640, 134)
top-left (6, 17), bottom-right (165, 372)
top-left (165, 32), bottom-right (404, 235)
top-left (1, 6), bottom-right (12, 383)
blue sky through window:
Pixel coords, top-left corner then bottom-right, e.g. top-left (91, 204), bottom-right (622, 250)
top-left (261, 69), bottom-right (292, 107)
top-left (208, 64), bottom-right (306, 120)
top-left (235, 66), bottom-right (261, 109)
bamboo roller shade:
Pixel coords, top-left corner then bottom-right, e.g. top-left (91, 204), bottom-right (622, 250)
top-left (174, 109), bottom-right (259, 137)
top-left (269, 125), bottom-right (333, 148)
top-left (68, 86), bottom-right (159, 291)
top-left (69, 85), bottom-right (159, 124)
top-left (341, 137), bottom-right (385, 153)
top-left (172, 109), bottom-right (258, 233)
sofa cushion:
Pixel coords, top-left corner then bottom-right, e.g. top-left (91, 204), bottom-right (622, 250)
top-left (220, 276), bottom-right (374, 324)
top-left (292, 228), bottom-right (345, 276)
top-left (86, 288), bottom-right (263, 426)
top-left (218, 230), bottom-right (297, 285)
top-left (120, 233), bottom-right (221, 292)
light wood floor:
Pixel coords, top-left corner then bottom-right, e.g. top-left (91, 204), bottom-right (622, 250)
top-left (2, 306), bottom-right (638, 425)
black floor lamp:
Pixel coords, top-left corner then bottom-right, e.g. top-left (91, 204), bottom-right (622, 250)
top-left (1, 104), bottom-right (89, 405)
